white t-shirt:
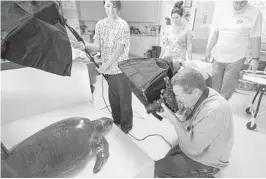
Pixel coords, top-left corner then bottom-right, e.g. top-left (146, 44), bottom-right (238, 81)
top-left (211, 4), bottom-right (262, 63)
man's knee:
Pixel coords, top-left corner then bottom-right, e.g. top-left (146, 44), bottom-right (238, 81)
top-left (154, 159), bottom-right (172, 178)
top-left (220, 66), bottom-right (243, 100)
top-left (220, 86), bottom-right (236, 100)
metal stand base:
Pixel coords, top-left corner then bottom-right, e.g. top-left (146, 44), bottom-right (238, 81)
top-left (245, 84), bottom-right (266, 130)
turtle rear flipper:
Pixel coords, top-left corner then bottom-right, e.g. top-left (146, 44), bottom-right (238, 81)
top-left (92, 135), bottom-right (109, 174)
top-left (1, 142), bottom-right (20, 177)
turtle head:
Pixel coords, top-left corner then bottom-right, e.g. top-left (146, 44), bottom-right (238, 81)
top-left (92, 117), bottom-right (113, 133)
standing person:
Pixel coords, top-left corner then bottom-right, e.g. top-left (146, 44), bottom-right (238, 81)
top-left (83, 0), bottom-right (133, 133)
top-left (155, 67), bottom-right (234, 178)
top-left (160, 1), bottom-right (193, 72)
top-left (206, 0), bottom-right (263, 100)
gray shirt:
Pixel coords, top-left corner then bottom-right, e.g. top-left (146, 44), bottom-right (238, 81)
top-left (179, 88), bottom-right (234, 169)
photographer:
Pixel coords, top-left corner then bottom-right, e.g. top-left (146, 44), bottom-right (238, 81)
top-left (154, 67), bottom-right (234, 178)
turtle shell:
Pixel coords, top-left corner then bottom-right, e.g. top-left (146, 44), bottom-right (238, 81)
top-left (5, 117), bottom-right (96, 177)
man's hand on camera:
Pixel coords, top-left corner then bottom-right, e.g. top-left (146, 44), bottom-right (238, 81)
top-left (157, 103), bottom-right (176, 125)
top-left (176, 101), bottom-right (187, 115)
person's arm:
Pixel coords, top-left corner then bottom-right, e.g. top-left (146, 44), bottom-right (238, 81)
top-left (159, 48), bottom-right (166, 59)
top-left (98, 22), bottom-right (130, 73)
top-left (159, 103), bottom-right (228, 156)
top-left (84, 41), bottom-right (100, 53)
top-left (249, 12), bottom-right (262, 72)
top-left (186, 29), bottom-right (193, 61)
top-left (250, 12), bottom-right (262, 59)
top-left (84, 22), bottom-right (101, 52)
top-left (100, 44), bottom-right (125, 72)
top-left (159, 28), bottom-right (169, 58)
top-left (205, 30), bottom-right (219, 58)
top-left (251, 37), bottom-right (261, 58)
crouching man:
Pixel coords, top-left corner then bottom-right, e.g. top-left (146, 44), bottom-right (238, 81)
top-left (155, 67), bottom-right (234, 177)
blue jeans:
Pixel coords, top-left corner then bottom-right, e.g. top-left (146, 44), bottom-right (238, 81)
top-left (154, 145), bottom-right (220, 178)
top-left (211, 58), bottom-right (245, 100)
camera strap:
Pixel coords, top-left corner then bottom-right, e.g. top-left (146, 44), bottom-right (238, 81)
top-left (185, 87), bottom-right (210, 131)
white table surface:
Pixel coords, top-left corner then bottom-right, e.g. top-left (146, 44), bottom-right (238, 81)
top-left (243, 70), bottom-right (266, 85)
top-left (1, 62), bottom-right (154, 177)
top-left (1, 62), bottom-right (93, 124)
top-left (1, 104), bottom-right (154, 178)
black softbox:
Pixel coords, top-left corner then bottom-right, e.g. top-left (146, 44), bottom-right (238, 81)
top-left (118, 58), bottom-right (174, 119)
top-left (1, 1), bottom-right (72, 76)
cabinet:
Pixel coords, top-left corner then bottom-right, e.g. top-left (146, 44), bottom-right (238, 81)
top-left (129, 36), bottom-right (159, 57)
top-left (76, 1), bottom-right (105, 21)
top-left (120, 1), bottom-right (160, 23)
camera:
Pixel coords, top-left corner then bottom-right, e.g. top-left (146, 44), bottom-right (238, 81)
top-left (118, 57), bottom-right (179, 120)
top-left (145, 76), bottom-right (179, 114)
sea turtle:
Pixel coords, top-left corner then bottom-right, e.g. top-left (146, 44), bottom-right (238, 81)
top-left (1, 117), bottom-right (113, 178)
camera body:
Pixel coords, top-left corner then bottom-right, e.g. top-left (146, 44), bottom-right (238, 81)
top-left (145, 76), bottom-right (178, 114)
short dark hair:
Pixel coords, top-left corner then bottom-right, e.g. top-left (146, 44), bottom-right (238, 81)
top-left (171, 1), bottom-right (184, 16)
top-left (171, 67), bottom-right (205, 94)
top-left (103, 0), bottom-right (121, 11)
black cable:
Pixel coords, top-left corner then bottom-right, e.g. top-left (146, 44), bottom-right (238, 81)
top-left (65, 19), bottom-right (172, 149)
top-left (128, 133), bottom-right (173, 149)
top-left (101, 76), bottom-right (172, 149)
top-left (100, 104), bottom-right (145, 120)
top-left (101, 75), bottom-right (112, 114)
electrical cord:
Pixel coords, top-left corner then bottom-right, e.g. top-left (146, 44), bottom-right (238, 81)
top-left (100, 105), bottom-right (145, 120)
top-left (128, 133), bottom-right (173, 148)
top-left (101, 75), bottom-right (112, 114)
top-left (64, 20), bottom-right (173, 149)
top-left (100, 76), bottom-right (144, 119)
top-left (100, 76), bottom-right (173, 149)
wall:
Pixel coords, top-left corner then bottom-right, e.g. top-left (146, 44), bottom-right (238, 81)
top-left (120, 1), bottom-right (160, 23)
top-left (122, 1), bottom-right (161, 57)
top-left (77, 1), bottom-right (162, 57)
top-left (60, 1), bottom-right (82, 44)
top-left (74, 1), bottom-right (221, 56)
top-left (191, 1), bottom-right (215, 54)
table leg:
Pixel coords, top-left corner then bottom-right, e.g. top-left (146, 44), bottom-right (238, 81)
top-left (254, 91), bottom-right (264, 119)
top-left (246, 84), bottom-right (266, 130)
top-left (252, 89), bottom-right (260, 104)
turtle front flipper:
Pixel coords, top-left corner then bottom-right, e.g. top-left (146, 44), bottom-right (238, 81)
top-left (92, 135), bottom-right (109, 174)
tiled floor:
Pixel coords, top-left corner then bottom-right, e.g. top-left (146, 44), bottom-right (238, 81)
top-left (91, 72), bottom-right (266, 177)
